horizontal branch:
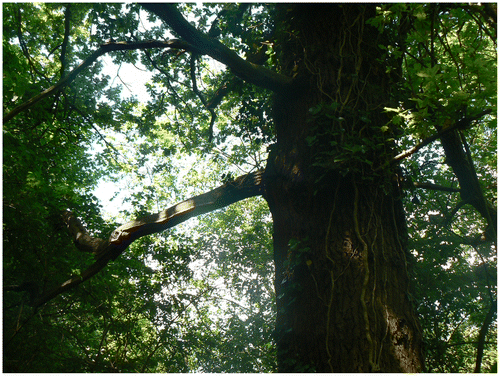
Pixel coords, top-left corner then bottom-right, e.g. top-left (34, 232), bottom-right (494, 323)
top-left (32, 169), bottom-right (265, 309)
top-left (141, 3), bottom-right (293, 93)
top-left (3, 39), bottom-right (196, 124)
top-left (427, 340), bottom-right (497, 350)
top-left (413, 181), bottom-right (460, 192)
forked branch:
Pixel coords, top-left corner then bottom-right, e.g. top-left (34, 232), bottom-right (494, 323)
top-left (3, 39), bottom-right (197, 124)
top-left (141, 3), bottom-right (293, 93)
top-left (393, 110), bottom-right (492, 163)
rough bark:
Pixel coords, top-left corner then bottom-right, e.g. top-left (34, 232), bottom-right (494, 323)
top-left (264, 5), bottom-right (424, 372)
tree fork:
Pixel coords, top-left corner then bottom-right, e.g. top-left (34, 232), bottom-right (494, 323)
top-left (140, 3), bottom-right (293, 94)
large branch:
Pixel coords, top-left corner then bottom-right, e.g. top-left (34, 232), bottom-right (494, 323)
top-left (3, 39), bottom-right (195, 124)
top-left (32, 169), bottom-right (265, 309)
top-left (140, 3), bottom-right (293, 94)
top-left (439, 129), bottom-right (497, 241)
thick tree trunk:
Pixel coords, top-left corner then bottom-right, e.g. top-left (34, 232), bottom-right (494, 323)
top-left (264, 5), bottom-right (424, 372)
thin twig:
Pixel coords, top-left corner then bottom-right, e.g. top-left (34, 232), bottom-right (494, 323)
top-left (189, 53), bottom-right (217, 142)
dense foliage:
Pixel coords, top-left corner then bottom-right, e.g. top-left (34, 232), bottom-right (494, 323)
top-left (3, 3), bottom-right (496, 372)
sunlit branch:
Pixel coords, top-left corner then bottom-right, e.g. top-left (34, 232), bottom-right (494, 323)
top-left (32, 169), bottom-right (265, 309)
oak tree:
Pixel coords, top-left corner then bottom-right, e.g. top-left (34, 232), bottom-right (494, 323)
top-left (3, 3), bottom-right (496, 372)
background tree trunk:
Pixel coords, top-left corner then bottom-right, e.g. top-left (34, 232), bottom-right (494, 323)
top-left (264, 4), bottom-right (425, 372)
